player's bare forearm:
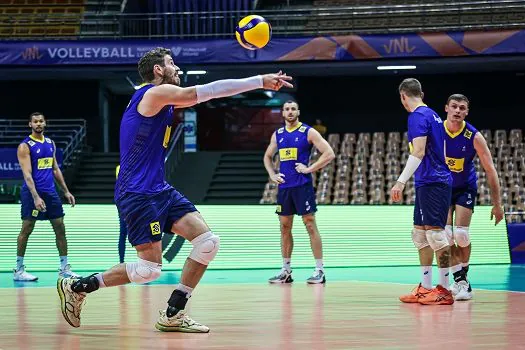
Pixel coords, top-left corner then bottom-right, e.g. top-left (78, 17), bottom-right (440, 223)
top-left (24, 175), bottom-right (40, 200)
top-left (263, 154), bottom-right (276, 177)
top-left (486, 169), bottom-right (502, 207)
top-left (307, 150), bottom-right (335, 173)
top-left (53, 169), bottom-right (70, 194)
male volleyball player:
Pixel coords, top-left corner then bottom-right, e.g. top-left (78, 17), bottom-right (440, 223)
top-left (15, 112), bottom-right (79, 281)
top-left (264, 101), bottom-right (335, 284)
top-left (443, 94), bottom-right (503, 301)
top-left (391, 78), bottom-right (454, 305)
top-left (57, 47), bottom-right (293, 332)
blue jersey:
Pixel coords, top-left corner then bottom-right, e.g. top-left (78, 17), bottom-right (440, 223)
top-left (115, 84), bottom-right (174, 199)
top-left (276, 122), bottom-right (313, 189)
top-left (21, 135), bottom-right (56, 194)
top-left (407, 105), bottom-right (452, 187)
top-left (444, 120), bottom-right (478, 190)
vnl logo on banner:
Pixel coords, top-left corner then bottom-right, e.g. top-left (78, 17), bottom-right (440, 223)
top-left (184, 110), bottom-right (197, 152)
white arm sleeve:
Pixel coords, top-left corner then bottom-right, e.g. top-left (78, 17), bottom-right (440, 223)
top-left (397, 155), bottom-right (422, 184)
top-left (196, 75), bottom-right (263, 103)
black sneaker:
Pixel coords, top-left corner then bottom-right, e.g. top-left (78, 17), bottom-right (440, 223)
top-left (306, 269), bottom-right (326, 284)
top-left (268, 268), bottom-right (293, 284)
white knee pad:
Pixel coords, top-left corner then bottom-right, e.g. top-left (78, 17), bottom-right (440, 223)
top-left (454, 226), bottom-right (471, 247)
top-left (126, 258), bottom-right (162, 284)
top-left (189, 231), bottom-right (220, 265)
top-left (445, 225), bottom-right (454, 246)
top-left (425, 230), bottom-right (450, 251)
top-left (412, 229), bottom-right (429, 250)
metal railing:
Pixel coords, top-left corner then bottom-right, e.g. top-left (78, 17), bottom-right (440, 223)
top-left (1, 0), bottom-right (525, 39)
top-left (0, 119), bottom-right (86, 167)
top-left (164, 123), bottom-right (185, 184)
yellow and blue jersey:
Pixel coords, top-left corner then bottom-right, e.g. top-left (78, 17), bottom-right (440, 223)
top-left (21, 135), bottom-right (56, 193)
top-left (407, 105), bottom-right (452, 187)
top-left (115, 84), bottom-right (173, 199)
top-left (444, 120), bottom-right (478, 190)
top-left (276, 122), bottom-right (313, 189)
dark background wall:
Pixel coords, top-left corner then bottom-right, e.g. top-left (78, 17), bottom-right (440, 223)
top-left (1, 71), bottom-right (523, 152)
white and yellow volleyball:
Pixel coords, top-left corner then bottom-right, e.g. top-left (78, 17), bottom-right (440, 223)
top-left (235, 15), bottom-right (272, 50)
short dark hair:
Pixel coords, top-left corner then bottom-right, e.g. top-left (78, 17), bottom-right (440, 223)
top-left (398, 78), bottom-right (423, 98)
top-left (29, 112), bottom-right (44, 122)
top-left (447, 94), bottom-right (469, 106)
top-left (282, 100), bottom-right (299, 109)
top-left (138, 47), bottom-right (172, 82)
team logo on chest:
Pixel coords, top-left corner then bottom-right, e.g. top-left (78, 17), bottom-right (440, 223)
top-left (464, 130), bottom-right (473, 139)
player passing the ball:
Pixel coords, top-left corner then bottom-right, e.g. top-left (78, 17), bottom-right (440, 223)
top-left (57, 47), bottom-right (293, 332)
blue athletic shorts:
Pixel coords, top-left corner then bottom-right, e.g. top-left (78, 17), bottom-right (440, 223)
top-left (451, 187), bottom-right (477, 211)
top-left (276, 182), bottom-right (317, 216)
top-left (414, 183), bottom-right (451, 228)
top-left (20, 187), bottom-right (64, 221)
top-left (116, 187), bottom-right (198, 247)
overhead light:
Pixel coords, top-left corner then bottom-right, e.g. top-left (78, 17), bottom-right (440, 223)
top-left (178, 71), bottom-right (184, 75)
top-left (186, 70), bottom-right (207, 75)
top-left (377, 65), bottom-right (416, 70)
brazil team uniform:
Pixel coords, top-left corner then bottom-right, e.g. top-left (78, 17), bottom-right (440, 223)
top-left (275, 122), bottom-right (317, 216)
top-left (20, 135), bottom-right (64, 221)
top-left (444, 121), bottom-right (478, 210)
top-left (115, 84), bottom-right (197, 247)
top-left (407, 106), bottom-right (452, 227)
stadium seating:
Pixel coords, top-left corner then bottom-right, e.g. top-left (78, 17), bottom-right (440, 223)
top-left (0, 0), bottom-right (84, 38)
top-left (260, 128), bottom-right (525, 222)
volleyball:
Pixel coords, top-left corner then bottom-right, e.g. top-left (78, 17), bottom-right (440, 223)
top-left (235, 15), bottom-right (272, 50)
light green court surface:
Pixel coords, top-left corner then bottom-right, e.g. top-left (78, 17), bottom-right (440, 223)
top-left (0, 205), bottom-right (509, 272)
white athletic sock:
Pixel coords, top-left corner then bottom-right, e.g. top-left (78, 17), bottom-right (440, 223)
top-left (450, 264), bottom-right (462, 274)
top-left (176, 283), bottom-right (194, 298)
top-left (60, 256), bottom-right (68, 270)
top-left (439, 267), bottom-right (450, 289)
top-left (283, 258), bottom-right (291, 272)
top-left (315, 259), bottom-right (324, 271)
top-left (16, 256), bottom-right (24, 270)
top-left (421, 266), bottom-right (432, 289)
top-left (95, 273), bottom-right (106, 288)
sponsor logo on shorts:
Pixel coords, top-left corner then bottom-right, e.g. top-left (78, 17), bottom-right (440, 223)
top-left (150, 221), bottom-right (161, 235)
top-left (276, 205), bottom-right (282, 213)
top-left (466, 200), bottom-right (473, 205)
top-left (32, 209), bottom-right (39, 217)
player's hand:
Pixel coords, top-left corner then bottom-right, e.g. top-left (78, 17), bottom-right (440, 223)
top-left (262, 71), bottom-right (293, 91)
top-left (295, 163), bottom-right (311, 174)
top-left (65, 192), bottom-right (76, 207)
top-left (490, 204), bottom-right (504, 225)
top-left (270, 173), bottom-right (286, 184)
top-left (390, 181), bottom-right (405, 203)
top-left (34, 197), bottom-right (46, 212)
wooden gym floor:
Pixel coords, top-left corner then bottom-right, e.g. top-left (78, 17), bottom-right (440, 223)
top-left (1, 266), bottom-right (525, 350)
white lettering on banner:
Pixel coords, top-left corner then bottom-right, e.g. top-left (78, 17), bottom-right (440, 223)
top-left (0, 162), bottom-right (21, 171)
top-left (47, 47), bottom-right (136, 59)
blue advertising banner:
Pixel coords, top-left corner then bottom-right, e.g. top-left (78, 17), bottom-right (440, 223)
top-left (0, 148), bottom-right (63, 179)
top-left (0, 29), bottom-right (524, 65)
top-left (508, 223), bottom-right (525, 264)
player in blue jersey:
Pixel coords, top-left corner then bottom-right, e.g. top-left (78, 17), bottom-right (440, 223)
top-left (264, 101), bottom-right (335, 284)
top-left (57, 47), bottom-right (293, 332)
top-left (443, 94), bottom-right (503, 301)
top-left (15, 112), bottom-right (79, 281)
top-left (391, 78), bottom-right (454, 305)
